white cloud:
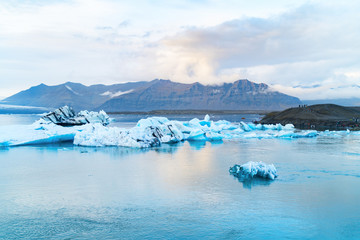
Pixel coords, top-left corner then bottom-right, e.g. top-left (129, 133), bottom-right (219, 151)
top-left (153, 2), bottom-right (360, 99)
top-left (100, 89), bottom-right (133, 98)
top-left (0, 0), bottom-right (359, 100)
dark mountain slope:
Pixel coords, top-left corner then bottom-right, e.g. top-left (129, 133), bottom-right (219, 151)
top-left (98, 79), bottom-right (301, 111)
top-left (2, 81), bottom-right (149, 111)
top-left (3, 79), bottom-right (302, 111)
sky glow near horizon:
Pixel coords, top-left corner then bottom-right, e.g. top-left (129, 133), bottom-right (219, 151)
top-left (0, 0), bottom-right (359, 100)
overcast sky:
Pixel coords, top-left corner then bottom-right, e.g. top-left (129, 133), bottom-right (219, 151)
top-left (0, 0), bottom-right (359, 100)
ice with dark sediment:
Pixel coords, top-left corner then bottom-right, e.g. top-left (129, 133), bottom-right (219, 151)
top-left (73, 123), bottom-right (161, 148)
top-left (229, 161), bottom-right (278, 180)
top-left (72, 114), bottom-right (319, 147)
top-left (1, 109), bottom-right (358, 148)
top-left (0, 106), bottom-right (110, 147)
top-left (36, 105), bottom-right (110, 126)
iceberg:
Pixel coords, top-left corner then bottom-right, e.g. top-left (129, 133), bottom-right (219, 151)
top-left (136, 117), bottom-right (184, 143)
top-left (0, 106), bottom-right (109, 147)
top-left (37, 106), bottom-right (110, 126)
top-left (229, 161), bottom-right (278, 180)
top-left (74, 124), bottom-right (161, 148)
top-left (73, 115), bottom-right (320, 147)
top-left (0, 123), bottom-right (80, 147)
top-left (2, 111), bottom-right (354, 148)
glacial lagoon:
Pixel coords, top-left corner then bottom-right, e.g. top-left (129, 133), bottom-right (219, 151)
top-left (1, 114), bottom-right (360, 239)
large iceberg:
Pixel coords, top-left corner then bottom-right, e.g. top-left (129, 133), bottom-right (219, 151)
top-left (0, 110), bottom-right (345, 148)
top-left (229, 161), bottom-right (278, 180)
top-left (0, 106), bottom-right (109, 147)
top-left (74, 124), bottom-right (161, 148)
top-left (73, 115), bottom-right (319, 147)
top-left (37, 106), bottom-right (110, 126)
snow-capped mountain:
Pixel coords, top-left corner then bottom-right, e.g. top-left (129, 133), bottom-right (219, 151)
top-left (2, 79), bottom-right (302, 111)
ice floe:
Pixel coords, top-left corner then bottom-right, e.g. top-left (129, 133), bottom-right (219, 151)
top-left (0, 123), bottom-right (80, 147)
top-left (72, 115), bottom-right (318, 147)
top-left (229, 161), bottom-right (278, 180)
top-left (1, 108), bottom-right (359, 148)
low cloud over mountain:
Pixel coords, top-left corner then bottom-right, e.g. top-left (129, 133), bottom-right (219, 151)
top-left (2, 79), bottom-right (301, 111)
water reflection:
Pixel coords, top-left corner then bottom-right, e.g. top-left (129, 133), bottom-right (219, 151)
top-left (74, 146), bottom-right (151, 157)
top-left (10, 142), bottom-right (182, 157)
top-left (1, 140), bottom-right (210, 159)
top-left (188, 140), bottom-right (207, 150)
top-left (0, 146), bottom-right (9, 151)
top-left (153, 143), bottom-right (182, 154)
top-left (2, 121), bottom-right (360, 239)
top-left (76, 143), bottom-right (183, 156)
top-left (230, 175), bottom-right (273, 189)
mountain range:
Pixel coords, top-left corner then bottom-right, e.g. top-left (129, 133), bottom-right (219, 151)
top-left (1, 79), bottom-right (302, 112)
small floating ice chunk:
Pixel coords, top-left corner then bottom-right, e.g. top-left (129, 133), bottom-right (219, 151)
top-left (275, 130), bottom-right (318, 138)
top-left (239, 122), bottom-right (252, 132)
top-left (188, 118), bottom-right (202, 128)
top-left (187, 129), bottom-right (207, 141)
top-left (204, 114), bottom-right (210, 122)
top-left (77, 109), bottom-right (110, 125)
top-left (283, 124), bottom-right (295, 130)
top-left (136, 117), bottom-right (169, 128)
top-left (229, 161), bottom-right (278, 180)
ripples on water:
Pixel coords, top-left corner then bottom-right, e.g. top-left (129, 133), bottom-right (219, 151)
top-left (1, 114), bottom-right (360, 239)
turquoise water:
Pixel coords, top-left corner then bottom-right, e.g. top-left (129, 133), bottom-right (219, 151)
top-left (1, 114), bottom-right (360, 239)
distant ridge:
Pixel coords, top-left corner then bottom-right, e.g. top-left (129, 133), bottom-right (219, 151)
top-left (260, 104), bottom-right (360, 130)
top-left (303, 98), bottom-right (360, 106)
top-left (2, 79), bottom-right (302, 111)
top-left (2, 81), bottom-right (149, 111)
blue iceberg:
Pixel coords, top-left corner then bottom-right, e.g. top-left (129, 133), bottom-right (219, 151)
top-left (229, 161), bottom-right (278, 180)
top-left (0, 106), bottom-right (110, 147)
top-left (2, 108), bottom-right (357, 148)
top-left (0, 124), bottom-right (79, 147)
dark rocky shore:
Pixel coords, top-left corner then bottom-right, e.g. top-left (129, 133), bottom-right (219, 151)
top-left (260, 104), bottom-right (360, 131)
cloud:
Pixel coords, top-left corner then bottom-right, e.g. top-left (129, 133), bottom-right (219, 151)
top-left (154, 2), bottom-right (360, 99)
top-left (0, 0), bottom-right (359, 100)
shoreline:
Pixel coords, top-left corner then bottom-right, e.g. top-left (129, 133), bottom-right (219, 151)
top-left (260, 104), bottom-right (360, 131)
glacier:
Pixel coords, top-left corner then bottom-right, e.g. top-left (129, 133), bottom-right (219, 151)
top-left (1, 109), bottom-right (359, 148)
top-left (229, 161), bottom-right (278, 180)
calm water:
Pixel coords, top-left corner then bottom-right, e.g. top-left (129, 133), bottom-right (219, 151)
top-left (1, 114), bottom-right (360, 239)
